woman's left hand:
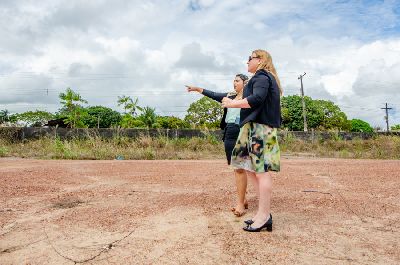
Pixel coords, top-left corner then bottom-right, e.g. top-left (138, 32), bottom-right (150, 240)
top-left (222, 97), bottom-right (233, 108)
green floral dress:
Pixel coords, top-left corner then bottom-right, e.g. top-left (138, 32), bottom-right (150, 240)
top-left (231, 122), bottom-right (280, 173)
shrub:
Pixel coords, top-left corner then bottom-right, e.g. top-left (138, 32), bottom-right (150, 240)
top-left (350, 119), bottom-right (373, 133)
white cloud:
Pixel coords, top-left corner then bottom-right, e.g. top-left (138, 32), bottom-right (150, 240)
top-left (0, 0), bottom-right (399, 127)
top-left (94, 37), bottom-right (141, 61)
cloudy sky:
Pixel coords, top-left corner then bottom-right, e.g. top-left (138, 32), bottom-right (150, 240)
top-left (1, 0), bottom-right (399, 129)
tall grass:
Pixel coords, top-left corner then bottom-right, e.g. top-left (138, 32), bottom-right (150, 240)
top-left (0, 134), bottom-right (224, 160)
top-left (280, 134), bottom-right (400, 159)
top-left (1, 134), bottom-right (399, 160)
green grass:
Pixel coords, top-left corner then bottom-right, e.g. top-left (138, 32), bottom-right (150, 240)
top-left (0, 146), bottom-right (8, 157)
top-left (1, 134), bottom-right (399, 160)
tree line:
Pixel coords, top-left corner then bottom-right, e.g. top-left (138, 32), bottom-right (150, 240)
top-left (0, 87), bottom-right (396, 132)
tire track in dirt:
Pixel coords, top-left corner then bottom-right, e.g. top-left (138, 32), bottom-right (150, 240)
top-left (0, 158), bottom-right (399, 264)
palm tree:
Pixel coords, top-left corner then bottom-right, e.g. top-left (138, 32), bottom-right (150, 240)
top-left (117, 95), bottom-right (131, 114)
top-left (0, 109), bottom-right (10, 124)
top-left (117, 95), bottom-right (142, 116)
top-left (139, 106), bottom-right (157, 128)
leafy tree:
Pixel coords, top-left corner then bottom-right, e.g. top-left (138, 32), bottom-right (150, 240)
top-left (64, 107), bottom-right (89, 128)
top-left (391, 124), bottom-right (400, 131)
top-left (281, 95), bottom-right (350, 131)
top-left (0, 109), bottom-right (10, 124)
top-left (120, 114), bottom-right (146, 128)
top-left (10, 110), bottom-right (54, 127)
top-left (156, 116), bottom-right (190, 129)
top-left (138, 106), bottom-right (158, 128)
top-left (313, 99), bottom-right (351, 131)
top-left (117, 95), bottom-right (142, 116)
top-left (350, 119), bottom-right (373, 133)
top-left (82, 106), bottom-right (122, 128)
top-left (59, 88), bottom-right (88, 128)
top-left (59, 88), bottom-right (88, 112)
top-left (281, 95), bottom-right (316, 131)
top-left (184, 97), bottom-right (223, 128)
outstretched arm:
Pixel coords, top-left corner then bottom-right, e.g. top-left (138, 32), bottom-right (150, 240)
top-left (221, 97), bottom-right (251, 108)
top-left (186, 85), bottom-right (204, 94)
top-left (186, 85), bottom-right (228, 103)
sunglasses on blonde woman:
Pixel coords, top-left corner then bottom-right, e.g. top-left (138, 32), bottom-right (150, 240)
top-left (248, 56), bottom-right (260, 62)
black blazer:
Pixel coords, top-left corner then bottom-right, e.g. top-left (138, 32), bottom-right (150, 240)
top-left (201, 89), bottom-right (236, 130)
top-left (240, 69), bottom-right (281, 128)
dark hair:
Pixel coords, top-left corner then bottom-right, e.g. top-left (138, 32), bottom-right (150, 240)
top-left (236, 73), bottom-right (248, 82)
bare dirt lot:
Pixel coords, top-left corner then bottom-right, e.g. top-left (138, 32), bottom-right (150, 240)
top-left (0, 157), bottom-right (399, 265)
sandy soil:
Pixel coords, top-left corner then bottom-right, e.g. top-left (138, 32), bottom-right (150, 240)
top-left (0, 157), bottom-right (399, 265)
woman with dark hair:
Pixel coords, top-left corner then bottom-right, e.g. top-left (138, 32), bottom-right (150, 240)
top-left (222, 49), bottom-right (281, 232)
top-left (186, 74), bottom-right (249, 216)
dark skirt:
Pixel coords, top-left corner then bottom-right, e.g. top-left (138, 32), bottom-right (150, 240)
top-left (223, 123), bottom-right (240, 165)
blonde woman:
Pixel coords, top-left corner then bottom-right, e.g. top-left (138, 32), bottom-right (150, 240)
top-left (222, 50), bottom-right (281, 232)
top-left (186, 74), bottom-right (249, 216)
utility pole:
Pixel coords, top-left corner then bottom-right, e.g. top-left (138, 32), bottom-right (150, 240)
top-left (298, 72), bottom-right (308, 132)
top-left (381, 103), bottom-right (392, 132)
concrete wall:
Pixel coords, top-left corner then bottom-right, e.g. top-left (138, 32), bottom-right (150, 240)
top-left (0, 127), bottom-right (223, 142)
top-left (1, 127), bottom-right (399, 142)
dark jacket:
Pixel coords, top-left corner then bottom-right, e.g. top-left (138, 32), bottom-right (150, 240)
top-left (201, 89), bottom-right (236, 130)
top-left (240, 69), bottom-right (281, 128)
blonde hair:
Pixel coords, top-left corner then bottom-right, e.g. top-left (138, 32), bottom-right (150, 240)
top-left (253, 49), bottom-right (282, 95)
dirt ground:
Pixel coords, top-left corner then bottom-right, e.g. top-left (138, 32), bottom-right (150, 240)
top-left (0, 157), bottom-right (399, 265)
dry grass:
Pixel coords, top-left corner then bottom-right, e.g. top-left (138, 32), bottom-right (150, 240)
top-left (280, 134), bottom-right (400, 159)
top-left (1, 134), bottom-right (400, 160)
top-left (0, 135), bottom-right (224, 160)
top-left (52, 198), bottom-right (85, 209)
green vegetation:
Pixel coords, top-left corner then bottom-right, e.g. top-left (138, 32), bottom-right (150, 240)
top-left (58, 87), bottom-right (89, 128)
top-left (0, 109), bottom-right (10, 124)
top-left (350, 119), bottom-right (374, 133)
top-left (1, 134), bottom-right (399, 160)
top-left (279, 134), bottom-right (400, 159)
top-left (117, 95), bottom-right (142, 116)
top-left (2, 87), bottom-right (399, 161)
top-left (9, 110), bottom-right (54, 127)
top-left (391, 124), bottom-right (400, 131)
top-left (184, 97), bottom-right (223, 128)
top-left (281, 95), bottom-right (350, 131)
top-left (156, 116), bottom-right (190, 129)
top-left (0, 146), bottom-right (8, 157)
top-left (138, 106), bottom-right (158, 128)
top-left (0, 135), bottom-right (224, 160)
top-left (81, 106), bottom-right (122, 128)
top-left (0, 87), bottom-right (390, 133)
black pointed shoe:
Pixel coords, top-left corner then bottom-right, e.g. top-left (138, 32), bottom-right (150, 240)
top-left (243, 215), bottom-right (273, 232)
top-left (244, 219), bottom-right (254, 225)
top-left (244, 213), bottom-right (272, 226)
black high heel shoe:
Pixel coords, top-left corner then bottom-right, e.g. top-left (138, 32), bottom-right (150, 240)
top-left (244, 219), bottom-right (254, 225)
top-left (243, 215), bottom-right (273, 232)
top-left (244, 213), bottom-right (272, 226)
